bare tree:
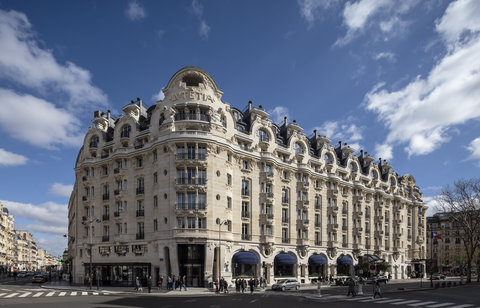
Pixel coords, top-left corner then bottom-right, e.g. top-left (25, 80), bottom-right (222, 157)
top-left (437, 178), bottom-right (480, 283)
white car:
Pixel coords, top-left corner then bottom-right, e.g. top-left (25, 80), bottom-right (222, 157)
top-left (272, 279), bottom-right (300, 291)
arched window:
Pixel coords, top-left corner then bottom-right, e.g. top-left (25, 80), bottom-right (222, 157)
top-left (121, 125), bottom-right (131, 138)
top-left (370, 170), bottom-right (378, 179)
top-left (89, 136), bottom-right (99, 148)
top-left (220, 116), bottom-right (227, 128)
top-left (258, 129), bottom-right (269, 142)
top-left (349, 163), bottom-right (357, 172)
top-left (390, 177), bottom-right (396, 186)
top-left (324, 153), bottom-right (333, 164)
top-left (294, 142), bottom-right (304, 155)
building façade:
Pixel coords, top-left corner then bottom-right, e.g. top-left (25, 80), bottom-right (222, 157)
top-left (67, 67), bottom-right (427, 287)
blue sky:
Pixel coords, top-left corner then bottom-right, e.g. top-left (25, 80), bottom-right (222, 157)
top-left (1, 0), bottom-right (480, 256)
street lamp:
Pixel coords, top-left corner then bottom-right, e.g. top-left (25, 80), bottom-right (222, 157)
top-left (81, 217), bottom-right (100, 290)
top-left (63, 234), bottom-right (75, 276)
top-left (216, 218), bottom-right (228, 283)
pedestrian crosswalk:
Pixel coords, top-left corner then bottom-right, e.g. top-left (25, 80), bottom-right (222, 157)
top-left (302, 294), bottom-right (480, 308)
top-left (0, 290), bottom-right (110, 298)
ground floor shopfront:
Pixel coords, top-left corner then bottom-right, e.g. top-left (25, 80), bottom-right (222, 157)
top-left (74, 239), bottom-right (412, 286)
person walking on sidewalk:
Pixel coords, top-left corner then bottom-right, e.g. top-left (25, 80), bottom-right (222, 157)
top-left (372, 281), bottom-right (382, 299)
top-left (346, 278), bottom-right (356, 297)
top-left (134, 277), bottom-right (141, 292)
top-left (147, 276), bottom-right (152, 293)
top-left (180, 275), bottom-right (187, 291)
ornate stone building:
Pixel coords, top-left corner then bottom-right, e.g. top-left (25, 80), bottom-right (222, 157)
top-left (0, 202), bottom-right (15, 273)
top-left (67, 67), bottom-right (427, 287)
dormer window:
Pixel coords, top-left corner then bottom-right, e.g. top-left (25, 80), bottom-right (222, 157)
top-left (349, 163), bottom-right (357, 172)
top-left (182, 74), bottom-right (203, 87)
top-left (294, 142), bottom-right (304, 155)
top-left (324, 153), bottom-right (333, 164)
top-left (258, 129), bottom-right (269, 142)
top-left (121, 125), bottom-right (131, 138)
top-left (90, 136), bottom-right (99, 148)
top-left (370, 170), bottom-right (378, 179)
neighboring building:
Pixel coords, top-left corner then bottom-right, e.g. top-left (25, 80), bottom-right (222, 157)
top-left (14, 231), bottom-right (38, 271)
top-left (37, 248), bottom-right (60, 271)
top-left (0, 202), bottom-right (15, 274)
top-left (426, 213), bottom-right (477, 275)
top-left (67, 67), bottom-right (427, 287)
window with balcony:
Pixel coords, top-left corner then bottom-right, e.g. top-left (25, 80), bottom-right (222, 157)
top-left (177, 217), bottom-right (186, 229)
top-left (282, 189), bottom-right (289, 203)
top-left (242, 180), bottom-right (249, 196)
top-left (136, 200), bottom-right (144, 217)
top-left (177, 193), bottom-right (186, 209)
top-left (242, 202), bottom-right (249, 218)
top-left (258, 129), bottom-right (269, 142)
top-left (136, 178), bottom-right (144, 195)
top-left (187, 193), bottom-right (196, 209)
top-left (198, 193), bottom-right (206, 209)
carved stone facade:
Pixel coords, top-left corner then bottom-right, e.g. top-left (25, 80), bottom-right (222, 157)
top-left (68, 67), bottom-right (427, 286)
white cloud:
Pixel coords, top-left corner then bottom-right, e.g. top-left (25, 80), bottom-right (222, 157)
top-left (189, 0), bottom-right (210, 40)
top-left (50, 183), bottom-right (73, 198)
top-left (268, 106), bottom-right (290, 124)
top-left (374, 51), bottom-right (396, 62)
top-left (157, 29), bottom-right (166, 40)
top-left (125, 0), bottom-right (146, 21)
top-left (334, 0), bottom-right (418, 46)
top-left (36, 237), bottom-right (66, 257)
top-left (0, 9), bottom-right (107, 112)
top-left (0, 89), bottom-right (83, 149)
top-left (0, 148), bottom-right (28, 166)
top-left (435, 0), bottom-right (480, 46)
top-left (365, 0), bottom-right (480, 159)
top-left (466, 137), bottom-right (480, 166)
top-left (152, 88), bottom-right (165, 102)
top-left (374, 143), bottom-right (393, 161)
top-left (314, 118), bottom-right (364, 150)
top-left (424, 196), bottom-right (441, 217)
top-left (297, 0), bottom-right (339, 28)
top-left (0, 199), bottom-right (67, 229)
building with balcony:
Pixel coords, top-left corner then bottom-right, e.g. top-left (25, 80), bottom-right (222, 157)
top-left (67, 67), bottom-right (427, 287)
top-left (0, 202), bottom-right (15, 274)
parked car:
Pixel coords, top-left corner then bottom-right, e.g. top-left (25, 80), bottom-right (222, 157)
top-left (272, 279), bottom-right (301, 291)
top-left (26, 271), bottom-right (35, 276)
top-left (432, 273), bottom-right (446, 280)
top-left (376, 276), bottom-right (389, 284)
top-left (17, 272), bottom-right (26, 278)
top-left (31, 275), bottom-right (47, 283)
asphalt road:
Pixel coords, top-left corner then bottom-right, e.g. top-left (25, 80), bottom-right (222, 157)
top-left (1, 277), bottom-right (479, 308)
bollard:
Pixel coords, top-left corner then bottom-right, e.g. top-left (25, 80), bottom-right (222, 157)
top-left (317, 280), bottom-right (322, 297)
top-left (358, 283), bottom-right (363, 295)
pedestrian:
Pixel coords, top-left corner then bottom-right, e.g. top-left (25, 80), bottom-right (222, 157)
top-left (180, 275), bottom-right (187, 291)
top-left (373, 281), bottom-right (382, 299)
top-left (235, 279), bottom-right (240, 293)
top-left (134, 277), bottom-right (141, 292)
top-left (249, 278), bottom-right (254, 294)
top-left (69, 273), bottom-right (73, 285)
top-left (172, 275), bottom-right (176, 290)
top-left (147, 275), bottom-right (152, 293)
top-left (157, 275), bottom-right (163, 291)
top-left (346, 279), bottom-right (356, 297)
top-left (223, 278), bottom-right (228, 293)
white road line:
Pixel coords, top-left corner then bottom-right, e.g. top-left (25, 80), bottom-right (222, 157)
top-left (345, 296), bottom-right (370, 301)
top-left (0, 288), bottom-right (11, 291)
top-left (426, 303), bottom-right (456, 308)
top-left (359, 297), bottom-right (389, 302)
top-left (82, 291), bottom-right (88, 295)
top-left (70, 291), bottom-right (77, 296)
top-left (448, 305), bottom-right (474, 308)
top-left (93, 292), bottom-right (99, 295)
top-left (58, 292), bottom-right (66, 296)
top-left (45, 291), bottom-right (55, 297)
top-left (19, 292), bottom-right (32, 297)
top-left (374, 298), bottom-right (406, 304)
top-left (409, 301), bottom-right (438, 307)
top-left (5, 293), bottom-right (19, 298)
top-left (392, 300), bottom-right (423, 305)
top-left (0, 293), bottom-right (6, 297)
top-left (32, 292), bottom-right (43, 297)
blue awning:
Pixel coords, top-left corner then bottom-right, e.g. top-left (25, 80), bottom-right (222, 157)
top-left (309, 254), bottom-right (328, 265)
top-left (232, 251), bottom-right (259, 264)
top-left (337, 255), bottom-right (353, 265)
top-left (274, 253), bottom-right (297, 265)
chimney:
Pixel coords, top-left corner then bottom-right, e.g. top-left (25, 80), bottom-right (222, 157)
top-left (314, 129), bottom-right (317, 138)
top-left (137, 97), bottom-right (143, 111)
top-left (248, 100), bottom-right (252, 111)
top-left (107, 110), bottom-right (111, 126)
top-left (284, 116), bottom-right (287, 126)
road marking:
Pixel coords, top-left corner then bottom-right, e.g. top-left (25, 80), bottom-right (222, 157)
top-left (345, 296), bottom-right (370, 301)
top-left (409, 301), bottom-right (438, 306)
top-left (359, 297), bottom-right (389, 302)
top-left (0, 293), bottom-right (6, 297)
top-left (82, 291), bottom-right (88, 295)
top-left (0, 288), bottom-right (11, 291)
top-left (93, 292), bottom-right (99, 295)
top-left (374, 298), bottom-right (406, 304)
top-left (5, 293), bottom-right (19, 298)
top-left (392, 300), bottom-right (422, 305)
top-left (33, 292), bottom-right (43, 297)
top-left (45, 291), bottom-right (55, 297)
top-left (19, 292), bottom-right (32, 297)
top-left (70, 291), bottom-right (77, 296)
top-left (448, 305), bottom-right (474, 308)
top-left (58, 292), bottom-right (66, 296)
top-left (426, 303), bottom-right (456, 308)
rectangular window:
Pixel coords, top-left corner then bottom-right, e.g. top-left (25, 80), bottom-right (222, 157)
top-left (198, 193), bottom-right (206, 209)
top-left (154, 219), bottom-right (158, 231)
top-left (154, 196), bottom-right (158, 208)
top-left (154, 172), bottom-right (158, 184)
top-left (198, 217), bottom-right (206, 229)
top-left (177, 217), bottom-right (185, 229)
top-left (227, 174), bottom-right (232, 186)
top-left (187, 193), bottom-right (196, 209)
top-left (124, 223), bottom-right (127, 234)
top-left (116, 223), bottom-right (122, 234)
top-left (187, 217), bottom-right (196, 229)
top-left (242, 202), bottom-right (249, 218)
top-left (177, 193), bottom-right (186, 209)
top-left (227, 197), bottom-right (232, 209)
top-left (136, 157), bottom-right (143, 167)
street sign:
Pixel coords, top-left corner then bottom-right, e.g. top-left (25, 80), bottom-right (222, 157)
top-left (369, 264), bottom-right (376, 271)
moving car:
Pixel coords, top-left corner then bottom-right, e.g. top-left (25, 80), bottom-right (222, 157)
top-left (271, 279), bottom-right (300, 291)
top-left (376, 275), bottom-right (389, 284)
top-left (31, 275), bottom-right (47, 283)
top-left (432, 273), bottom-right (446, 280)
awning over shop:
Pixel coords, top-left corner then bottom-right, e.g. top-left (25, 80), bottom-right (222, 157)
top-left (308, 254), bottom-right (328, 265)
top-left (232, 251), bottom-right (259, 264)
top-left (274, 253), bottom-right (297, 265)
top-left (337, 255), bottom-right (353, 265)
